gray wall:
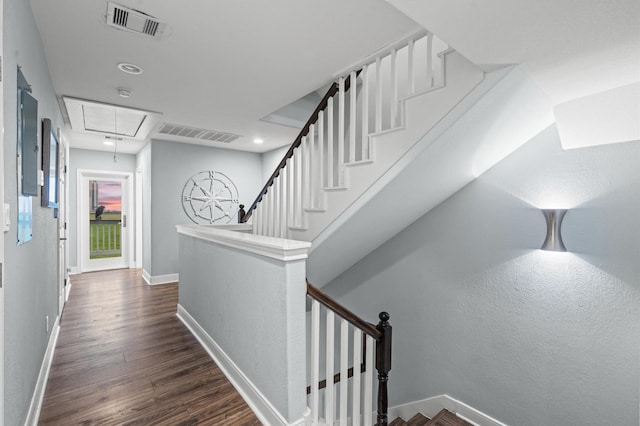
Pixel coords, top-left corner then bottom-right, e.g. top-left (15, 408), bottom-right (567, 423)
top-left (262, 145), bottom-right (288, 183)
top-left (3, 0), bottom-right (65, 424)
top-left (148, 140), bottom-right (262, 276)
top-left (137, 143), bottom-right (152, 273)
top-left (323, 125), bottom-right (640, 426)
top-left (68, 148), bottom-right (137, 270)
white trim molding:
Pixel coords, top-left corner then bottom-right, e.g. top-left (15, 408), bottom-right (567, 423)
top-left (176, 305), bottom-right (305, 426)
top-left (65, 284), bottom-right (72, 302)
top-left (141, 269), bottom-right (178, 285)
top-left (388, 394), bottom-right (508, 426)
top-left (176, 224), bottom-right (311, 261)
top-left (24, 317), bottom-right (61, 426)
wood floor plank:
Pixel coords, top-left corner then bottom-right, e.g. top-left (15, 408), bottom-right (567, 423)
top-left (39, 269), bottom-right (262, 425)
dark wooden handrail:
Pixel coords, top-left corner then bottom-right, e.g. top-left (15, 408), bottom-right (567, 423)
top-left (306, 280), bottom-right (381, 340)
top-left (242, 70), bottom-right (361, 223)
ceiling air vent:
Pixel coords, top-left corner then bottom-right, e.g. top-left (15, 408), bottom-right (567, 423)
top-left (158, 123), bottom-right (242, 143)
top-left (106, 2), bottom-right (166, 39)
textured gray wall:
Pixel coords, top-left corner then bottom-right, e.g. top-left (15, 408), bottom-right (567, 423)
top-left (3, 0), bottom-right (65, 424)
top-left (137, 143), bottom-right (152, 274)
top-left (178, 233), bottom-right (307, 422)
top-left (149, 140), bottom-right (262, 276)
top-left (262, 145), bottom-right (288, 183)
top-left (68, 148), bottom-right (136, 270)
top-left (323, 125), bottom-right (640, 426)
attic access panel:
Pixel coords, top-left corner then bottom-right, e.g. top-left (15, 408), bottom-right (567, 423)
top-left (82, 103), bottom-right (145, 137)
top-left (63, 97), bottom-right (162, 140)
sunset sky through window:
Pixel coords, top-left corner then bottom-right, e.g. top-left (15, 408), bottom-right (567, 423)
top-left (96, 181), bottom-right (122, 212)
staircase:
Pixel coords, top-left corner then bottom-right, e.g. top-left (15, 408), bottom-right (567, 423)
top-left (390, 409), bottom-right (473, 426)
top-left (237, 26), bottom-right (554, 426)
top-left (244, 26), bottom-right (554, 287)
top-left (306, 282), bottom-right (480, 426)
top-left (246, 30), bottom-right (458, 240)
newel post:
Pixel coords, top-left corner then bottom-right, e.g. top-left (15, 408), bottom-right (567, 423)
top-left (376, 312), bottom-right (392, 426)
top-left (238, 204), bottom-right (246, 223)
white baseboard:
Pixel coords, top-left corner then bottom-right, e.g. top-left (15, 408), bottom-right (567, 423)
top-left (24, 317), bottom-right (61, 426)
top-left (65, 283), bottom-right (72, 302)
top-left (68, 266), bottom-right (80, 275)
top-left (388, 394), bottom-right (508, 426)
top-left (142, 269), bottom-right (179, 285)
top-left (176, 305), bottom-right (304, 426)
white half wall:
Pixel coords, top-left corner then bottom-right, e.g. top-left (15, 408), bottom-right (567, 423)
top-left (176, 225), bottom-right (310, 423)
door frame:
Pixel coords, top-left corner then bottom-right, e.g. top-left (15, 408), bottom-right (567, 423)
top-left (0, 0), bottom-right (5, 418)
top-left (77, 169), bottom-right (134, 272)
top-left (135, 169), bottom-right (143, 269)
top-left (57, 130), bottom-right (68, 316)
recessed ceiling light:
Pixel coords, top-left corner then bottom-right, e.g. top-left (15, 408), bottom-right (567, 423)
top-left (103, 140), bottom-right (114, 146)
top-left (253, 138), bottom-right (264, 144)
top-left (117, 62), bottom-right (143, 75)
top-left (117, 87), bottom-right (132, 98)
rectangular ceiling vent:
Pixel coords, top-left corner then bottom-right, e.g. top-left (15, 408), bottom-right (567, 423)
top-left (158, 123), bottom-right (242, 143)
top-left (106, 2), bottom-right (166, 38)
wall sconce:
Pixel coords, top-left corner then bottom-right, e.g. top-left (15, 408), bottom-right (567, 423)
top-left (541, 209), bottom-right (567, 252)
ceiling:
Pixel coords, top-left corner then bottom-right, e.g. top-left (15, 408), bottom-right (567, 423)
top-left (29, 0), bottom-right (422, 154)
top-left (387, 0), bottom-right (640, 104)
top-left (30, 0), bottom-right (639, 156)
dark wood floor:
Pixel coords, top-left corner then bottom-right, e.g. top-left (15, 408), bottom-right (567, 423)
top-left (39, 269), bottom-right (261, 425)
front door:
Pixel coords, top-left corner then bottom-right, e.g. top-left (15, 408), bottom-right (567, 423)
top-left (79, 171), bottom-right (132, 272)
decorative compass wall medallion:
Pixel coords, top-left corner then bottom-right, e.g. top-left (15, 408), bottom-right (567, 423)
top-left (181, 171), bottom-right (239, 224)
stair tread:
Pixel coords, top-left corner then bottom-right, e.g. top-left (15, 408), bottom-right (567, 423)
top-left (426, 409), bottom-right (473, 426)
top-left (345, 159), bottom-right (375, 167)
top-left (322, 186), bottom-right (348, 191)
top-left (389, 417), bottom-right (408, 426)
top-left (407, 412), bottom-right (431, 426)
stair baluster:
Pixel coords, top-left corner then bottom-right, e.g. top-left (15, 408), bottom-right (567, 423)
top-left (408, 39), bottom-right (415, 96)
top-left (390, 49), bottom-right (398, 129)
top-left (349, 70), bottom-right (357, 163)
top-left (317, 110), bottom-right (325, 204)
top-left (360, 64), bottom-right (370, 160)
top-left (375, 56), bottom-right (383, 133)
top-left (426, 32), bottom-right (434, 89)
top-left (327, 95), bottom-right (335, 188)
top-left (337, 76), bottom-right (346, 187)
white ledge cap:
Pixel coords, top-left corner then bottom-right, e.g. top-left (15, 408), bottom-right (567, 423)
top-left (176, 224), bottom-right (312, 261)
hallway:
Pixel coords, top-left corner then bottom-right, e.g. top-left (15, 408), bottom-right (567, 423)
top-left (39, 269), bottom-right (261, 425)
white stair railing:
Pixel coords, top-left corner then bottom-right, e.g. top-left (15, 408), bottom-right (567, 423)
top-left (245, 31), bottom-right (449, 238)
top-left (306, 282), bottom-right (391, 426)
